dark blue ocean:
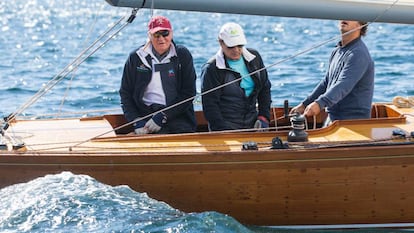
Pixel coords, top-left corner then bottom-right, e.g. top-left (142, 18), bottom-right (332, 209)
top-left (1, 0), bottom-right (413, 232)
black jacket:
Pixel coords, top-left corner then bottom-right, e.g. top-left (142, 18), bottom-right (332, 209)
top-left (201, 48), bottom-right (271, 131)
top-left (119, 43), bottom-right (197, 133)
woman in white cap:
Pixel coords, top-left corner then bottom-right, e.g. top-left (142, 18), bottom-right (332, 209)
top-left (201, 22), bottom-right (271, 131)
top-left (120, 16), bottom-right (197, 134)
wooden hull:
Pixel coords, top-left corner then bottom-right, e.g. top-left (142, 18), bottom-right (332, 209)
top-left (1, 103), bottom-right (414, 226)
top-left (1, 146), bottom-right (414, 225)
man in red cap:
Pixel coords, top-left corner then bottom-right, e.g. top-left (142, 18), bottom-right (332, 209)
top-left (120, 16), bottom-right (197, 134)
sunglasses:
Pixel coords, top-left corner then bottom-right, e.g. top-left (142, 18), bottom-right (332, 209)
top-left (226, 45), bottom-right (244, 49)
top-left (220, 40), bottom-right (243, 49)
top-left (153, 30), bottom-right (170, 38)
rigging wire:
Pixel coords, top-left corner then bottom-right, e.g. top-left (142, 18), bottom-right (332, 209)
top-left (57, 3), bottom-right (106, 117)
top-left (3, 8), bottom-right (139, 126)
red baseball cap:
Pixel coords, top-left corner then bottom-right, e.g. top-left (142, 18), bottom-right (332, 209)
top-left (148, 16), bottom-right (172, 34)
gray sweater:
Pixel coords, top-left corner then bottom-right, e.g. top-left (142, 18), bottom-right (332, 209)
top-left (303, 37), bottom-right (374, 121)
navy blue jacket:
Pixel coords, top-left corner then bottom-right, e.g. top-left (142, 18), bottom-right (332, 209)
top-left (201, 48), bottom-right (271, 131)
top-left (119, 43), bottom-right (197, 133)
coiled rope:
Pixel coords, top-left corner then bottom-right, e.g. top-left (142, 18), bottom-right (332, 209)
top-left (392, 96), bottom-right (414, 108)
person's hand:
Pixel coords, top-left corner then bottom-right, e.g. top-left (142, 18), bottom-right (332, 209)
top-left (144, 112), bottom-right (167, 133)
top-left (134, 127), bottom-right (149, 134)
top-left (133, 119), bottom-right (148, 134)
top-left (290, 103), bottom-right (305, 115)
top-left (304, 102), bottom-right (321, 117)
top-left (254, 116), bottom-right (269, 130)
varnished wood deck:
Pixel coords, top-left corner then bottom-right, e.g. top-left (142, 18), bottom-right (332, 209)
top-left (4, 103), bottom-right (413, 153)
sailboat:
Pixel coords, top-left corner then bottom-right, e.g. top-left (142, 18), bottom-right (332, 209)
top-left (1, 0), bottom-right (414, 227)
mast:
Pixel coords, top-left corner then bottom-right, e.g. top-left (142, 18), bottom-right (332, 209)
top-left (105, 0), bottom-right (414, 25)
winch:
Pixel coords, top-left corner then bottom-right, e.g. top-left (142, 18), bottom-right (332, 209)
top-left (287, 113), bottom-right (308, 142)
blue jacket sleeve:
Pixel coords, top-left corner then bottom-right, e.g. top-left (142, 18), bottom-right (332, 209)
top-left (303, 75), bottom-right (328, 107)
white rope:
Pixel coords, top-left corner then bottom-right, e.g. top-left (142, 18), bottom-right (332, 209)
top-left (392, 96), bottom-right (414, 108)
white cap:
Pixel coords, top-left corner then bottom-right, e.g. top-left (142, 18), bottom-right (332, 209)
top-left (218, 22), bottom-right (247, 47)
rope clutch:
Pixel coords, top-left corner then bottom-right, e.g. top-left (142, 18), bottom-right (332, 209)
top-left (392, 96), bottom-right (414, 108)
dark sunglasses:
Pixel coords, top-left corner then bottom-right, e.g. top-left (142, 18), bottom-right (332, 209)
top-left (226, 45), bottom-right (244, 49)
top-left (153, 30), bottom-right (170, 38)
top-left (220, 40), bottom-right (243, 49)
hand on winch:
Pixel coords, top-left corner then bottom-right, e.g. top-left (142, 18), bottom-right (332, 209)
top-left (290, 102), bottom-right (321, 117)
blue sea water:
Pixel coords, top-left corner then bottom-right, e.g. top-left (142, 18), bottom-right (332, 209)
top-left (1, 0), bottom-right (414, 232)
top-left (0, 172), bottom-right (253, 233)
top-left (0, 172), bottom-right (408, 233)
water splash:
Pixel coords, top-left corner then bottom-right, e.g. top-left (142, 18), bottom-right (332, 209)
top-left (0, 172), bottom-right (252, 233)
